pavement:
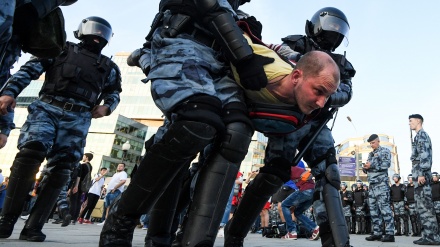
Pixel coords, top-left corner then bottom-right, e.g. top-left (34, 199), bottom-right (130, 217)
top-left (0, 219), bottom-right (425, 246)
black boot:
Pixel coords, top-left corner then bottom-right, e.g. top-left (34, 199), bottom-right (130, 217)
top-left (19, 168), bottom-right (70, 242)
top-left (350, 216), bottom-right (356, 234)
top-left (0, 154), bottom-right (42, 238)
top-left (403, 215), bottom-right (409, 236)
top-left (59, 207), bottom-right (72, 227)
top-left (100, 121), bottom-right (215, 247)
top-left (224, 173), bottom-right (283, 247)
top-left (356, 221), bottom-right (361, 234)
top-left (394, 216), bottom-right (402, 236)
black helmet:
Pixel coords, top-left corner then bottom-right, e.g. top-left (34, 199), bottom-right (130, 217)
top-left (356, 179), bottom-right (362, 185)
top-left (433, 172), bottom-right (439, 177)
top-left (393, 173), bottom-right (401, 180)
top-left (407, 174), bottom-right (413, 179)
top-left (305, 7), bottom-right (350, 51)
top-left (341, 182), bottom-right (347, 188)
top-left (74, 16), bottom-right (113, 43)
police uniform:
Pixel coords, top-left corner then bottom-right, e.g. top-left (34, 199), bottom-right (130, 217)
top-left (0, 0), bottom-right (77, 141)
top-left (405, 175), bottom-right (421, 237)
top-left (353, 184), bottom-right (367, 234)
top-left (431, 173), bottom-right (440, 231)
top-left (410, 114), bottom-right (440, 244)
top-left (0, 17), bottom-right (120, 242)
top-left (99, 1), bottom-right (270, 246)
top-left (364, 134), bottom-right (395, 241)
top-left (390, 179), bottom-right (409, 235)
top-left (340, 184), bottom-right (353, 234)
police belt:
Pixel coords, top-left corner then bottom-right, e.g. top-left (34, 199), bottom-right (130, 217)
top-left (39, 95), bottom-right (90, 113)
top-left (412, 160), bottom-right (420, 165)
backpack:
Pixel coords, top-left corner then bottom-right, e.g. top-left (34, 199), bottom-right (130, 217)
top-left (80, 163), bottom-right (93, 192)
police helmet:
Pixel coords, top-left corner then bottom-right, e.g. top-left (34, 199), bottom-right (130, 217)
top-left (393, 173), bottom-right (401, 180)
top-left (305, 7), bottom-right (350, 51)
top-left (351, 183), bottom-right (356, 190)
top-left (74, 16), bottom-right (113, 43)
top-left (356, 179), bottom-right (362, 185)
top-left (407, 174), bottom-right (413, 180)
top-left (341, 182), bottom-right (347, 188)
top-left (433, 172), bottom-right (439, 177)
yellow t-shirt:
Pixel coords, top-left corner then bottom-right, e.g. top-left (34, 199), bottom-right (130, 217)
top-left (232, 35), bottom-right (293, 105)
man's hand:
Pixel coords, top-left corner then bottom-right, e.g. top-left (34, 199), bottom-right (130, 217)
top-left (72, 186), bottom-right (78, 194)
top-left (91, 105), bottom-right (109, 118)
top-left (0, 134), bottom-right (7, 149)
top-left (363, 161), bottom-right (371, 170)
top-left (418, 176), bottom-right (426, 185)
top-left (236, 54), bottom-right (274, 91)
top-left (0, 95), bottom-right (16, 115)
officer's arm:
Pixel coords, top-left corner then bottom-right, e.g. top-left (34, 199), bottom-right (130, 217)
top-left (1, 57), bottom-right (51, 98)
top-left (99, 66), bottom-right (122, 115)
top-left (417, 132), bottom-right (432, 171)
top-left (378, 149), bottom-right (392, 171)
top-left (0, 113), bottom-right (15, 137)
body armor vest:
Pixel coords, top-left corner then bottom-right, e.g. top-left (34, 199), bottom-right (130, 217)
top-left (353, 190), bottom-right (364, 207)
top-left (391, 184), bottom-right (405, 202)
top-left (340, 190), bottom-right (352, 207)
top-left (432, 182), bottom-right (440, 201)
top-left (406, 186), bottom-right (415, 203)
top-left (42, 42), bottom-right (113, 106)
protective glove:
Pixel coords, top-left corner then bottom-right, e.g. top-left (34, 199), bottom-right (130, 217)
top-left (126, 48), bottom-right (151, 76)
top-left (235, 54), bottom-right (274, 91)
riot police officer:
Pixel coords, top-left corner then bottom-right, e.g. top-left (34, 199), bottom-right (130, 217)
top-left (431, 172), bottom-right (440, 231)
top-left (99, 0), bottom-right (273, 246)
top-left (0, 16), bottom-right (121, 242)
top-left (353, 180), bottom-right (367, 234)
top-left (405, 174), bottom-right (421, 237)
top-left (281, 7), bottom-right (355, 110)
top-left (350, 183), bottom-right (357, 234)
top-left (340, 182), bottom-right (353, 235)
top-left (390, 173), bottom-right (408, 236)
top-left (0, 0), bottom-right (77, 149)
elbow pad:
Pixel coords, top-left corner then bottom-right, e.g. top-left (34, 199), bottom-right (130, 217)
top-left (209, 12), bottom-right (253, 64)
top-left (327, 79), bottom-right (353, 108)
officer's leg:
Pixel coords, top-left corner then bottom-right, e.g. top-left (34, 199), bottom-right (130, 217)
top-left (20, 165), bottom-right (71, 242)
top-left (355, 214), bottom-right (361, 234)
top-left (0, 142), bottom-right (46, 238)
top-left (394, 214), bottom-right (401, 236)
top-left (360, 215), bottom-right (366, 234)
top-left (402, 214), bottom-right (409, 236)
top-left (146, 161), bottom-right (189, 246)
top-left (180, 102), bottom-right (254, 247)
top-left (224, 172), bottom-right (284, 244)
top-left (100, 95), bottom-right (221, 247)
top-left (345, 216), bottom-right (351, 235)
top-left (351, 210), bottom-right (356, 234)
top-left (310, 148), bottom-right (349, 247)
top-left (55, 175), bottom-right (72, 227)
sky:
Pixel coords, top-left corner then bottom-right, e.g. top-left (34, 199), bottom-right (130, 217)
top-left (12, 0), bottom-right (440, 180)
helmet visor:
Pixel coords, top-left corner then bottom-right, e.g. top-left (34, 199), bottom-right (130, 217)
top-left (320, 16), bottom-right (350, 47)
top-left (80, 21), bottom-right (113, 42)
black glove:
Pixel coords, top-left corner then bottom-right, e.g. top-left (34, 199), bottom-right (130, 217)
top-left (235, 54), bottom-right (274, 91)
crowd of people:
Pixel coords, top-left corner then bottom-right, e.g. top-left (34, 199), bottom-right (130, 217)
top-left (0, 0), bottom-right (438, 247)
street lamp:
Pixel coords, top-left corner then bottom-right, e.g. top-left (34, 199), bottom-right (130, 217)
top-left (347, 116), bottom-right (360, 181)
top-left (122, 141), bottom-right (131, 162)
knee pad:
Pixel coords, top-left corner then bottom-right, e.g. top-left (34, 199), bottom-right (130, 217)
top-left (260, 157), bottom-right (292, 182)
top-left (174, 94), bottom-right (224, 132)
top-left (152, 120), bottom-right (217, 161)
top-left (217, 122), bottom-right (253, 163)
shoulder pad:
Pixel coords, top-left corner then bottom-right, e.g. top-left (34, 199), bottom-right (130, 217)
top-left (281, 35), bottom-right (305, 43)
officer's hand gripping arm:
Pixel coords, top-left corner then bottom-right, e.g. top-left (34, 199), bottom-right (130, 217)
top-left (195, 0), bottom-right (274, 90)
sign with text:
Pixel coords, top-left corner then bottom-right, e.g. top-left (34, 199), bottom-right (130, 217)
top-left (338, 156), bottom-right (356, 177)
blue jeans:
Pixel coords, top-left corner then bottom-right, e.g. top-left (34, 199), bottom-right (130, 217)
top-left (104, 189), bottom-right (121, 208)
top-left (140, 213), bottom-right (149, 227)
top-left (220, 188), bottom-right (234, 227)
top-left (281, 189), bottom-right (316, 233)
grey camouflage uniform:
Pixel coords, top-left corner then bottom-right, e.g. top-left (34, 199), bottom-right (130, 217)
top-left (411, 129), bottom-right (440, 242)
top-left (366, 146), bottom-right (395, 236)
